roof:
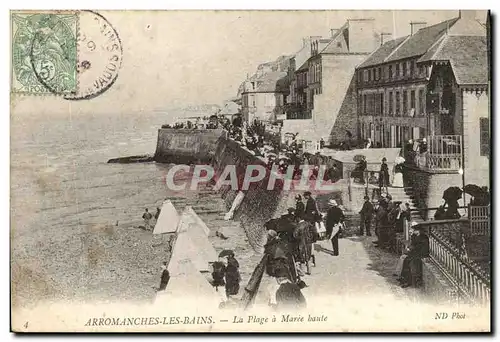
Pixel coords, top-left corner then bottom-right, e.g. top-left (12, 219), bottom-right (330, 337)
top-left (321, 23), bottom-right (349, 54)
top-left (385, 18), bottom-right (459, 62)
top-left (419, 35), bottom-right (488, 85)
top-left (245, 71), bottom-right (288, 93)
top-left (357, 36), bottom-right (408, 68)
top-left (297, 60), bottom-right (309, 71)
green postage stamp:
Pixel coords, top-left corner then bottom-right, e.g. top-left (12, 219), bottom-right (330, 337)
top-left (11, 11), bottom-right (78, 95)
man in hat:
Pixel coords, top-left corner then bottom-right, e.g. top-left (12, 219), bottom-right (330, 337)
top-left (399, 222), bottom-right (430, 288)
top-left (303, 191), bottom-right (320, 224)
top-left (326, 199), bottom-right (345, 256)
top-left (295, 194), bottom-right (305, 220)
top-left (359, 195), bottom-right (374, 236)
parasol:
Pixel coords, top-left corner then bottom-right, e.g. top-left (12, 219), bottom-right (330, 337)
top-left (442, 187), bottom-right (463, 203)
top-left (463, 184), bottom-right (484, 197)
top-left (218, 249), bottom-right (235, 258)
top-left (353, 154), bottom-right (366, 162)
top-left (395, 156), bottom-right (406, 164)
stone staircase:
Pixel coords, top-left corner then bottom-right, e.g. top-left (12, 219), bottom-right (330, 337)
top-left (387, 186), bottom-right (425, 224)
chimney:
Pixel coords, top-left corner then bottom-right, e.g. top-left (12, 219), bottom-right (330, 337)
top-left (410, 21), bottom-right (427, 35)
top-left (380, 32), bottom-right (392, 46)
top-left (346, 18), bottom-right (377, 53)
top-left (459, 10), bottom-right (477, 21)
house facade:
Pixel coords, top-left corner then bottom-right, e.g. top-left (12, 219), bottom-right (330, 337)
top-left (241, 71), bottom-right (289, 123)
top-left (356, 11), bottom-right (487, 171)
top-left (282, 19), bottom-right (379, 144)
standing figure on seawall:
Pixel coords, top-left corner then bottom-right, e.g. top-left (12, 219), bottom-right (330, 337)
top-left (378, 158), bottom-right (390, 193)
top-left (392, 157), bottom-right (405, 188)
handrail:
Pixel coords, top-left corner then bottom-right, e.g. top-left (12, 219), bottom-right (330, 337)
top-left (414, 218), bottom-right (468, 227)
top-left (430, 228), bottom-right (490, 286)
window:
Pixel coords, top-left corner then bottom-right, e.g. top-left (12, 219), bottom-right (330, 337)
top-left (403, 90), bottom-right (408, 115)
top-left (374, 68), bottom-right (378, 81)
top-left (396, 64), bottom-right (400, 78)
top-left (364, 70), bottom-right (368, 82)
top-left (380, 93), bottom-right (384, 115)
top-left (250, 95), bottom-right (255, 107)
top-left (396, 91), bottom-right (400, 115)
top-left (411, 60), bottom-right (416, 76)
top-left (378, 67), bottom-right (382, 81)
top-left (403, 62), bottom-right (407, 77)
top-left (418, 88), bottom-right (425, 115)
top-left (389, 91), bottom-right (393, 115)
top-left (480, 118), bottom-right (490, 156)
top-left (363, 94), bottom-right (367, 114)
top-left (389, 65), bottom-right (393, 80)
top-left (410, 90), bottom-right (416, 110)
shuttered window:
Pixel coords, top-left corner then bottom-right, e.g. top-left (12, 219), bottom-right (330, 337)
top-left (480, 118), bottom-right (490, 156)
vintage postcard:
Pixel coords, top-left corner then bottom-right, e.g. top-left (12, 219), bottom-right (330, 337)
top-left (10, 9), bottom-right (491, 332)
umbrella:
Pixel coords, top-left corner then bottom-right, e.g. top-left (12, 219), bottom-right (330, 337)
top-left (218, 249), bottom-right (234, 258)
top-left (395, 156), bottom-right (406, 164)
top-left (353, 154), bottom-right (366, 162)
top-left (463, 184), bottom-right (484, 197)
top-left (442, 187), bottom-right (463, 203)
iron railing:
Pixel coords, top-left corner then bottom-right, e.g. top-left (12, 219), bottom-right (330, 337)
top-left (425, 135), bottom-right (462, 170)
top-left (469, 205), bottom-right (490, 236)
top-left (416, 220), bottom-right (490, 306)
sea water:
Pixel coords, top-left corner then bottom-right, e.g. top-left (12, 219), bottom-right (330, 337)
top-left (10, 111), bottom-right (235, 307)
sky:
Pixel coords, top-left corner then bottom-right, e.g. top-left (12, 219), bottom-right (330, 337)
top-left (11, 9), bottom-right (487, 118)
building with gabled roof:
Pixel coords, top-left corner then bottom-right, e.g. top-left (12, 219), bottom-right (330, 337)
top-left (282, 18), bottom-right (380, 144)
top-left (356, 9), bottom-right (489, 210)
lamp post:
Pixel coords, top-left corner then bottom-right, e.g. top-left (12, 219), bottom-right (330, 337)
top-left (458, 167), bottom-right (466, 215)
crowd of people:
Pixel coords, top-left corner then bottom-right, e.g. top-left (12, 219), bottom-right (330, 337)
top-left (362, 193), bottom-right (413, 253)
top-left (257, 191), bottom-right (345, 309)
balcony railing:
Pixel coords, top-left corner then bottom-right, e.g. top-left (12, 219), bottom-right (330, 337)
top-left (469, 205), bottom-right (490, 236)
top-left (425, 135), bottom-right (462, 170)
top-left (416, 220), bottom-right (490, 306)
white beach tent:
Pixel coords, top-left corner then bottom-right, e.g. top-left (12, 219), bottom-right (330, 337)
top-left (175, 207), bottom-right (218, 272)
top-left (154, 220), bottom-right (219, 308)
top-left (153, 200), bottom-right (180, 234)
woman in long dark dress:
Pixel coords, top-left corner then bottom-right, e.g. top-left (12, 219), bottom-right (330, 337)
top-left (225, 253), bottom-right (241, 297)
top-left (379, 158), bottom-right (390, 192)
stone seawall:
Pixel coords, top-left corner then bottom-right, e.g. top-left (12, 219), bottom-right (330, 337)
top-left (154, 128), bottom-right (225, 164)
top-left (211, 137), bottom-right (294, 253)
